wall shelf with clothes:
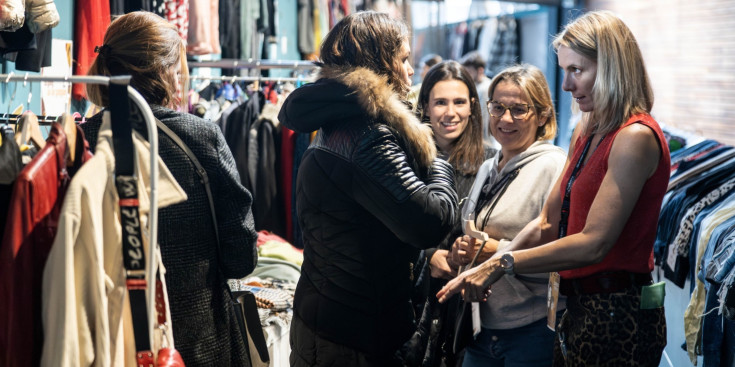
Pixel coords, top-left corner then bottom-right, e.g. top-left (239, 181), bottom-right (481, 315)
top-left (654, 124), bottom-right (735, 367)
top-left (187, 59), bottom-right (319, 250)
top-left (0, 74), bottom-right (179, 365)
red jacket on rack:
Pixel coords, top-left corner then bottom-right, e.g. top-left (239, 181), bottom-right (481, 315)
top-left (72, 0), bottom-right (110, 100)
top-left (0, 123), bottom-right (93, 367)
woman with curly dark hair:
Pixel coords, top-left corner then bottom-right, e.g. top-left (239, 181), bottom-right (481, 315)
top-left (279, 11), bottom-right (458, 367)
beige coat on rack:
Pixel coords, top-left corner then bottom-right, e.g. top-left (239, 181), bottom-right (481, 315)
top-left (41, 114), bottom-right (186, 367)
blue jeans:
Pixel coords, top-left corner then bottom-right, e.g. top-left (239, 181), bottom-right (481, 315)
top-left (462, 316), bottom-right (557, 367)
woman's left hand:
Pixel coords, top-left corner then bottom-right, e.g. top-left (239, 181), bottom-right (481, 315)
top-left (436, 258), bottom-right (504, 303)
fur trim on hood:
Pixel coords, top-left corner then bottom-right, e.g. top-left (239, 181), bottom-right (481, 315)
top-left (318, 65), bottom-right (437, 168)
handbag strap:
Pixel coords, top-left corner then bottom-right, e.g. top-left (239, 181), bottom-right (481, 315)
top-left (109, 82), bottom-right (153, 360)
top-left (464, 164), bottom-right (524, 270)
top-left (158, 120), bottom-right (271, 363)
top-left (155, 119), bottom-right (220, 245)
top-left (474, 165), bottom-right (523, 243)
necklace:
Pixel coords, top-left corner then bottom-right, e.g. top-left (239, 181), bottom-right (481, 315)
top-left (558, 133), bottom-right (607, 238)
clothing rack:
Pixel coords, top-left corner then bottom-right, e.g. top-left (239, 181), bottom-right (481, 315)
top-left (0, 73), bottom-right (161, 345)
top-left (0, 113), bottom-right (85, 125)
top-left (188, 58), bottom-right (318, 71)
top-left (188, 75), bottom-right (315, 83)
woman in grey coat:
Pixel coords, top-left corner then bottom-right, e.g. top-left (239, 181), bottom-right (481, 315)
top-left (81, 11), bottom-right (258, 366)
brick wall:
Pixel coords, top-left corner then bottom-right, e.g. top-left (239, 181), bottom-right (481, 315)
top-left (586, 0), bottom-right (735, 145)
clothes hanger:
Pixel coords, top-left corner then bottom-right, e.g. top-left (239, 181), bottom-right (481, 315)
top-left (59, 112), bottom-right (76, 166)
top-left (4, 75), bottom-right (33, 149)
top-left (14, 111), bottom-right (46, 150)
top-left (59, 76), bottom-right (76, 165)
top-left (5, 72), bottom-right (17, 133)
top-left (252, 64), bottom-right (262, 91)
top-left (72, 111), bottom-right (85, 125)
top-left (12, 74), bottom-right (46, 150)
top-left (84, 103), bottom-right (100, 119)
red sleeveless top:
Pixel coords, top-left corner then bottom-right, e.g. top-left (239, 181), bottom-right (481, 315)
top-left (559, 114), bottom-right (671, 279)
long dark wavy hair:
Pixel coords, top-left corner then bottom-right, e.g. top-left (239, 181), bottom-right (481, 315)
top-left (417, 60), bottom-right (486, 175)
top-left (318, 11), bottom-right (412, 96)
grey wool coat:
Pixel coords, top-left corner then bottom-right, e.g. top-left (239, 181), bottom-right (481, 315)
top-left (81, 104), bottom-right (259, 366)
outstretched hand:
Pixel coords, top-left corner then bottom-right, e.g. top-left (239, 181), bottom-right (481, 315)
top-left (436, 257), bottom-right (504, 303)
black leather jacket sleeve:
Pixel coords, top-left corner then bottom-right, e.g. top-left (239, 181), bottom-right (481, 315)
top-left (352, 130), bottom-right (458, 249)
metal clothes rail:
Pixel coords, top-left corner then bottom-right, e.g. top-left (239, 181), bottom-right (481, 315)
top-left (188, 75), bottom-right (315, 83)
top-left (0, 73), bottom-right (161, 345)
top-left (188, 58), bottom-right (318, 71)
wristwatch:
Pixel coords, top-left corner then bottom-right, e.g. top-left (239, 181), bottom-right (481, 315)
top-left (500, 252), bottom-right (515, 276)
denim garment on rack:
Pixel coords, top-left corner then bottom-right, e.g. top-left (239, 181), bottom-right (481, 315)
top-left (655, 191), bottom-right (676, 260)
top-left (692, 197), bottom-right (735, 284)
top-left (703, 214), bottom-right (735, 285)
top-left (722, 270), bottom-right (735, 317)
top-left (701, 282), bottom-right (724, 367)
top-left (689, 206), bottom-right (731, 293)
top-left (700, 277), bottom-right (735, 367)
top-left (661, 159), bottom-right (735, 287)
top-left (671, 145), bottom-right (732, 180)
top-left (670, 139), bottom-right (720, 166)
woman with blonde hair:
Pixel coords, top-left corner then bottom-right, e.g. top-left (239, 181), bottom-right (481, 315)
top-left (81, 11), bottom-right (259, 366)
top-left (449, 63), bottom-right (565, 367)
top-left (439, 10), bottom-right (669, 366)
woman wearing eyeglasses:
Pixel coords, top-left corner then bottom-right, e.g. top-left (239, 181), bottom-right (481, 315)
top-left (449, 63), bottom-right (565, 367)
top-left (439, 11), bottom-right (669, 366)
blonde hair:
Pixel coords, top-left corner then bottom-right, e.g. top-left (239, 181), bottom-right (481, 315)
top-left (552, 10), bottom-right (653, 136)
top-left (487, 64), bottom-right (558, 141)
top-left (86, 11), bottom-right (188, 109)
top-left (318, 11), bottom-right (412, 96)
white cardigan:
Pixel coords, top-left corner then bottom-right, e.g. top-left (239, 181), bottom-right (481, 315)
top-left (464, 140), bottom-right (567, 329)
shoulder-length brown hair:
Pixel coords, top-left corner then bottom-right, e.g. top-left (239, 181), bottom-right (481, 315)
top-left (552, 10), bottom-right (653, 136)
top-left (86, 11), bottom-right (188, 109)
top-left (318, 11), bottom-right (411, 96)
top-left (487, 64), bottom-right (558, 142)
top-left (417, 60), bottom-right (485, 175)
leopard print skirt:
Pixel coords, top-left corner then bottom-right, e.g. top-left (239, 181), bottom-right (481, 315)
top-left (552, 286), bottom-right (666, 366)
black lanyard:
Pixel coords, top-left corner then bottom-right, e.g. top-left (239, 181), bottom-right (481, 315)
top-left (558, 134), bottom-right (606, 238)
top-left (475, 165), bottom-right (523, 232)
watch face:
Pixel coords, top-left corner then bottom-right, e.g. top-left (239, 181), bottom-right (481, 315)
top-left (501, 253), bottom-right (514, 273)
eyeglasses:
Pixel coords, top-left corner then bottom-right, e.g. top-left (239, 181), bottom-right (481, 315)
top-left (487, 101), bottom-right (533, 120)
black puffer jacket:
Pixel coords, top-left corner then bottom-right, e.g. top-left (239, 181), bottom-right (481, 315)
top-left (279, 66), bottom-right (458, 359)
top-left (81, 105), bottom-right (258, 366)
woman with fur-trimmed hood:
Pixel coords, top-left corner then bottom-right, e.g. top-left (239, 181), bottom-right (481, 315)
top-left (279, 11), bottom-right (459, 367)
